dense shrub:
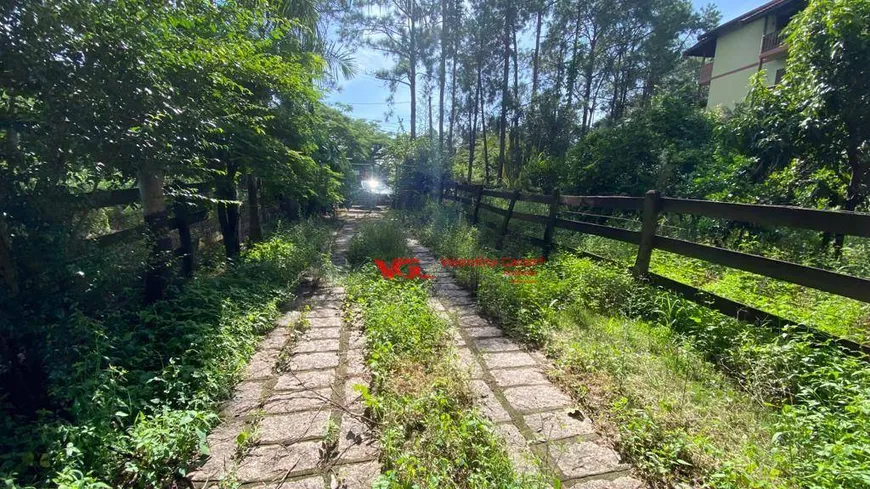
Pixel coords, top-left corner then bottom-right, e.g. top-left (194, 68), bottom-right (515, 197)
top-left (565, 93), bottom-right (716, 197)
top-left (0, 222), bottom-right (329, 488)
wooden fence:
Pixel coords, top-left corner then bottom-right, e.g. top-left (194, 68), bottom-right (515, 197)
top-left (76, 185), bottom-right (214, 277)
top-left (439, 181), bottom-right (870, 356)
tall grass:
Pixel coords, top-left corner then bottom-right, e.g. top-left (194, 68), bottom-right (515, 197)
top-left (346, 218), bottom-right (409, 268)
top-left (557, 230), bottom-right (870, 345)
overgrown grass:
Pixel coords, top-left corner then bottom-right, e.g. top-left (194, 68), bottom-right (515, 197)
top-left (0, 221), bottom-right (330, 488)
top-left (346, 218), bottom-right (410, 268)
top-left (412, 200), bottom-right (870, 489)
top-left (473, 194), bottom-right (870, 344)
top-left (558, 230), bottom-right (870, 345)
top-left (345, 220), bottom-right (546, 488)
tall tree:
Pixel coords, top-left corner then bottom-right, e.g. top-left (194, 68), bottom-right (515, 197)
top-left (479, 69), bottom-right (491, 183)
top-left (446, 0), bottom-right (462, 159)
top-left (343, 0), bottom-right (427, 138)
top-left (496, 1), bottom-right (514, 184)
top-left (467, 63), bottom-right (480, 182)
top-left (438, 0), bottom-right (449, 152)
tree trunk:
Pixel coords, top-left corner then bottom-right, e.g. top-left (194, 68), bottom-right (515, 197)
top-left (609, 66), bottom-right (620, 118)
top-left (438, 0), bottom-right (447, 153)
top-left (531, 8), bottom-right (543, 99)
top-left (468, 77), bottom-right (480, 183)
top-left (247, 173), bottom-right (262, 243)
top-left (554, 38), bottom-right (567, 101)
top-left (448, 49), bottom-right (458, 158)
top-left (447, 57), bottom-right (456, 158)
top-left (510, 29), bottom-right (521, 178)
top-left (409, 3), bottom-right (418, 139)
top-left (217, 168), bottom-right (241, 258)
top-left (835, 130), bottom-right (867, 254)
top-left (479, 69), bottom-right (490, 184)
top-left (581, 34), bottom-right (598, 135)
top-left (138, 168), bottom-right (172, 303)
top-left (497, 7), bottom-right (512, 185)
top-left (564, 5), bottom-right (583, 115)
top-left (525, 7), bottom-right (544, 166)
top-left (427, 81), bottom-right (434, 138)
top-left (619, 66), bottom-right (630, 118)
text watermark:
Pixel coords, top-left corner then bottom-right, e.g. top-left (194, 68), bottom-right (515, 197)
top-left (374, 256), bottom-right (545, 283)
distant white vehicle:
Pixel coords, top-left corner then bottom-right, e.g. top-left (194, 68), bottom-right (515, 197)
top-left (362, 178), bottom-right (393, 196)
top-left (355, 178), bottom-right (392, 208)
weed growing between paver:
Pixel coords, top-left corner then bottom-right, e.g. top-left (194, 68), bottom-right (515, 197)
top-left (0, 222), bottom-right (330, 488)
top-left (345, 219), bottom-right (547, 488)
top-left (410, 200), bottom-right (870, 489)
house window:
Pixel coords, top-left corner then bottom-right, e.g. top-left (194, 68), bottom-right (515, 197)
top-left (775, 68), bottom-right (786, 85)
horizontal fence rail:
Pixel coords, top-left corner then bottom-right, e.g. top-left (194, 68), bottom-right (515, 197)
top-left (560, 195), bottom-right (644, 211)
top-left (439, 181), bottom-right (870, 356)
top-left (655, 236), bottom-right (870, 303)
top-left (73, 184), bottom-right (216, 278)
top-left (91, 210), bottom-right (209, 248)
top-left (660, 198), bottom-right (870, 238)
top-left (76, 187), bottom-right (142, 209)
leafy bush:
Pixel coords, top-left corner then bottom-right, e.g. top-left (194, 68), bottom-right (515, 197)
top-left (566, 93), bottom-right (716, 197)
top-left (0, 221), bottom-right (328, 488)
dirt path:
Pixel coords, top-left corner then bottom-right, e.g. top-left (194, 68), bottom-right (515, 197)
top-left (190, 209), bottom-right (381, 488)
top-left (409, 239), bottom-right (644, 489)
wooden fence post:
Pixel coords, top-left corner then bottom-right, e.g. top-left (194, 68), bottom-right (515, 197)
top-left (634, 189), bottom-right (662, 277)
top-left (543, 189), bottom-right (560, 258)
top-left (247, 174), bottom-right (262, 243)
top-left (139, 169), bottom-right (172, 303)
top-left (471, 184), bottom-right (485, 224)
top-left (0, 215), bottom-right (19, 297)
top-left (174, 200), bottom-right (195, 277)
top-left (497, 190), bottom-right (520, 248)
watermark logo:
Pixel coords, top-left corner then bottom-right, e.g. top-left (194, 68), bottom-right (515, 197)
top-left (374, 258), bottom-right (434, 280)
top-left (438, 256), bottom-right (545, 284)
top-left (374, 256), bottom-right (545, 283)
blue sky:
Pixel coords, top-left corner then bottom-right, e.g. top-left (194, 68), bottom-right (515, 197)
top-left (324, 0), bottom-right (764, 132)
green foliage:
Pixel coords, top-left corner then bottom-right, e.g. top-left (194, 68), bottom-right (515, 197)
top-left (776, 358), bottom-right (870, 488)
top-left (310, 106), bottom-right (392, 207)
top-left (517, 153), bottom-right (565, 193)
top-left (0, 0), bottom-right (385, 300)
top-left (715, 0), bottom-right (870, 213)
top-left (651, 249), bottom-right (870, 345)
top-left (567, 232), bottom-right (870, 345)
top-left (1, 4), bottom-right (382, 478)
top-left (566, 92), bottom-right (717, 196)
top-left (346, 218), bottom-right (409, 267)
top-left (347, 273), bottom-right (544, 487)
top-left (0, 222), bottom-right (328, 488)
top-left (784, 0), bottom-right (870, 212)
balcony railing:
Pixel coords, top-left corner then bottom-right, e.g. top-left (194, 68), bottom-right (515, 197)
top-left (761, 30), bottom-right (786, 55)
top-left (699, 62), bottom-right (713, 85)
